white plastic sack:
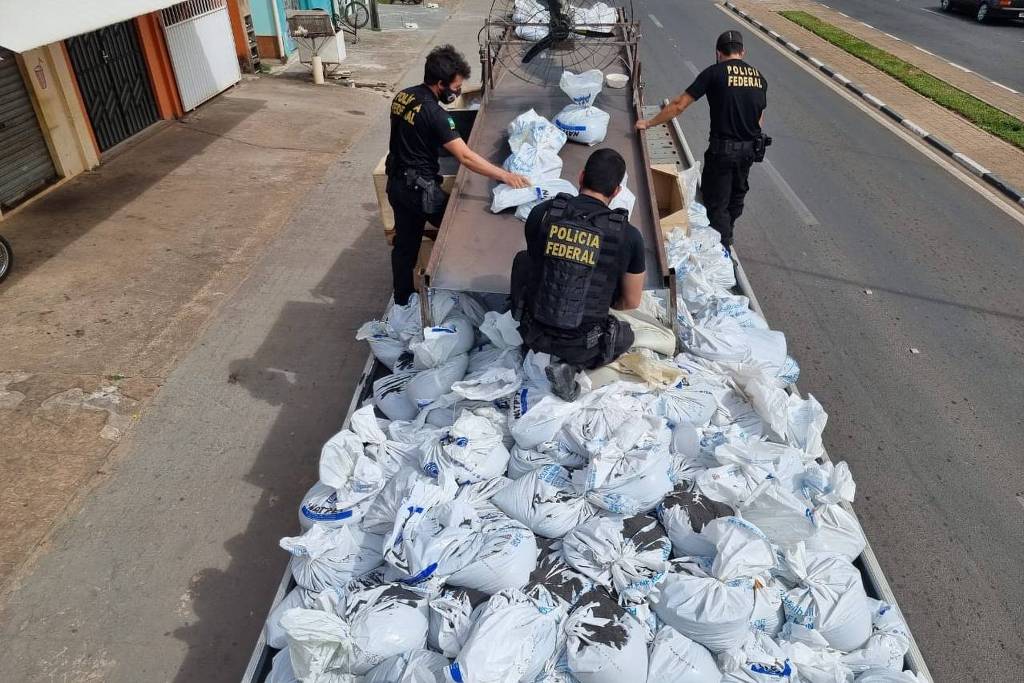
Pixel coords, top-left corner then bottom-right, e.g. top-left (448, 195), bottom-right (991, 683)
top-left (444, 590), bottom-right (562, 683)
top-left (608, 184), bottom-right (636, 219)
top-left (428, 588), bottom-right (490, 658)
top-left (514, 0), bottom-right (549, 40)
top-left (452, 367), bottom-right (522, 401)
top-left (736, 477), bottom-right (816, 547)
top-left (351, 404), bottom-right (421, 477)
top-left (504, 142), bottom-right (564, 182)
top-left (782, 545), bottom-right (872, 652)
top-left (280, 608), bottom-right (354, 681)
top-left (492, 464), bottom-right (598, 538)
top-left (299, 480), bottom-right (373, 530)
top-left (492, 179), bottom-right (578, 213)
top-left (855, 670), bottom-right (924, 682)
top-left (562, 514), bottom-right (670, 602)
top-left (361, 467), bottom-right (457, 535)
top-left (565, 588), bottom-right (649, 683)
top-left (411, 317), bottom-right (476, 369)
top-left (301, 429), bottom-right (386, 529)
top-left (420, 412), bottom-right (511, 483)
top-left (800, 462), bottom-right (866, 560)
top-left (646, 625), bottom-right (721, 683)
top-left (526, 545), bottom-right (596, 610)
top-left (702, 517), bottom-right (775, 583)
top-left (841, 599), bottom-right (911, 673)
top-left (581, 442), bottom-right (674, 515)
top-left (657, 487), bottom-right (735, 559)
top-left (266, 648), bottom-right (304, 683)
top-left (560, 69), bottom-right (604, 107)
top-left (555, 104), bottom-right (610, 145)
top-left (561, 384), bottom-right (646, 456)
top-left (507, 109), bottom-right (566, 152)
top-left (570, 1), bottom-right (616, 31)
top-left (267, 587), bottom-right (313, 650)
top-left (649, 561), bottom-right (754, 653)
top-left (610, 306), bottom-right (676, 356)
top-left (364, 649), bottom-right (450, 683)
top-left (374, 372), bottom-right (419, 421)
top-left (406, 353), bottom-right (470, 410)
top-left (281, 524), bottom-right (384, 593)
top-left (511, 394), bottom-right (581, 449)
top-left (479, 310), bottom-right (524, 349)
top-left (384, 499), bottom-right (537, 594)
top-left (356, 320), bottom-right (405, 370)
top-left (507, 440), bottom-right (587, 479)
top-left (335, 583), bottom-right (430, 674)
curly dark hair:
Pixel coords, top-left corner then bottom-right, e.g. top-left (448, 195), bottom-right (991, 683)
top-left (424, 44), bottom-right (471, 86)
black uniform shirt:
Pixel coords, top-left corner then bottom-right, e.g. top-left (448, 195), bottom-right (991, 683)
top-left (386, 84), bottom-right (461, 178)
top-left (525, 194), bottom-right (645, 301)
top-left (686, 58), bottom-right (767, 142)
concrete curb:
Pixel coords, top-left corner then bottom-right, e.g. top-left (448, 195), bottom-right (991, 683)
top-left (722, 1), bottom-right (1024, 210)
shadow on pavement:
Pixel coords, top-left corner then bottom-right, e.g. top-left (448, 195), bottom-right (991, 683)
top-left (171, 203), bottom-right (390, 681)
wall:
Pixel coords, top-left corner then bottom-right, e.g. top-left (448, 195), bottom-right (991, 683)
top-left (16, 45), bottom-right (99, 180)
top-left (135, 14), bottom-right (185, 120)
top-left (226, 0), bottom-right (252, 66)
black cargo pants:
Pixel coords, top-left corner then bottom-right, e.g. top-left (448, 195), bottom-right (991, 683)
top-left (386, 176), bottom-right (447, 306)
top-left (701, 146), bottom-right (754, 249)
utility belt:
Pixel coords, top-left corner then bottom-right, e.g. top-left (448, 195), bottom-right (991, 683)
top-left (520, 312), bottom-right (620, 367)
top-left (709, 134), bottom-right (772, 162)
top-left (391, 167), bottom-right (448, 215)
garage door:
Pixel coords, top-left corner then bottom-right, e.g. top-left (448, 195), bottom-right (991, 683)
top-left (161, 0), bottom-right (241, 111)
top-left (0, 50), bottom-right (57, 210)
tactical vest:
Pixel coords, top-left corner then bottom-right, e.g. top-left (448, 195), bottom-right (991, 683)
top-left (528, 194), bottom-right (627, 331)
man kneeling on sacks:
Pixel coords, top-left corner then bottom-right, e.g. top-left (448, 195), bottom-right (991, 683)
top-left (510, 148), bottom-right (646, 400)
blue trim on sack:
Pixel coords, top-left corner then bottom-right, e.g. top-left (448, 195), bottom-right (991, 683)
top-left (402, 562), bottom-right (438, 585)
top-left (300, 506), bottom-right (354, 522)
top-left (555, 120), bottom-right (587, 132)
top-left (448, 662), bottom-right (464, 682)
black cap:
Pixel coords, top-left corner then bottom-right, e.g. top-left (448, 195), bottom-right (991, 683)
top-left (716, 29), bottom-right (743, 52)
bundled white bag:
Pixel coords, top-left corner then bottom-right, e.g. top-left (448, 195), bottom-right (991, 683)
top-left (580, 441), bottom-right (674, 515)
top-left (561, 384), bottom-right (646, 456)
top-left (511, 394), bottom-right (581, 449)
top-left (364, 649), bottom-right (449, 683)
top-left (428, 588), bottom-right (490, 658)
top-left (646, 624), bottom-right (721, 683)
top-left (507, 109), bottom-right (566, 152)
top-left (479, 311), bottom-right (524, 349)
top-left (504, 142), bottom-right (564, 182)
top-left (560, 69), bottom-right (604, 107)
top-left (526, 543), bottom-right (596, 610)
top-left (513, 0), bottom-right (549, 40)
top-left (855, 669), bottom-right (924, 682)
top-left (265, 648), bottom-right (304, 683)
top-left (362, 467), bottom-right (457, 535)
top-left (406, 353), bottom-right (470, 410)
top-left (717, 631), bottom-right (795, 683)
top-left (300, 428), bottom-right (386, 529)
top-left (491, 179), bottom-right (578, 213)
top-left (411, 317), bottom-right (476, 369)
top-left (266, 586), bottom-right (314, 649)
top-left (555, 103), bottom-right (610, 145)
top-left (841, 600), bottom-right (911, 673)
top-left (492, 464), bottom-right (598, 538)
top-left (562, 514), bottom-right (670, 602)
top-left (299, 481), bottom-right (373, 530)
top-left (385, 499), bottom-right (537, 594)
top-left (570, 1), bottom-right (616, 31)
top-left (280, 608), bottom-right (354, 681)
top-left (782, 545), bottom-right (872, 652)
top-left (281, 524), bottom-right (384, 593)
top-left (374, 371), bottom-right (419, 421)
top-left (565, 588), bottom-right (649, 683)
top-left (420, 412), bottom-right (511, 483)
top-left (452, 367), bottom-right (521, 402)
top-left (608, 183), bottom-right (636, 219)
top-left (802, 461), bottom-right (866, 560)
top-left (350, 404), bottom-right (421, 477)
top-left (356, 320), bottom-right (406, 370)
top-left (736, 477), bottom-right (816, 547)
top-left (657, 487), bottom-right (735, 558)
top-left (507, 440), bottom-right (587, 479)
top-left (646, 384), bottom-right (718, 446)
top-left (444, 589), bottom-right (562, 683)
top-left (649, 560), bottom-right (754, 654)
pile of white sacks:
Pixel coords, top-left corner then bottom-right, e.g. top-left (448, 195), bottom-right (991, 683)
top-left (264, 199), bottom-right (925, 682)
top-left (492, 70), bottom-right (629, 222)
top-left (512, 0), bottom-right (617, 41)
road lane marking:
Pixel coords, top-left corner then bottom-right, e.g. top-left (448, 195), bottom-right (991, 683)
top-left (860, 21), bottom-right (875, 29)
top-left (948, 61), bottom-right (972, 73)
top-left (920, 7), bottom-right (945, 16)
top-left (761, 160), bottom-right (821, 227)
top-left (913, 45), bottom-right (935, 56)
top-left (684, 60), bottom-right (700, 76)
top-left (992, 81), bottom-right (1019, 94)
top-left (882, 32), bottom-right (902, 41)
top-left (647, 13), bottom-right (663, 28)
top-left (837, 11), bottom-right (848, 17)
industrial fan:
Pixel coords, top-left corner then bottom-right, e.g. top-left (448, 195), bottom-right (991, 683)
top-left (482, 0), bottom-right (637, 85)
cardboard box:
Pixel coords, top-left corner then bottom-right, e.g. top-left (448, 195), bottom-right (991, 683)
top-left (372, 155), bottom-right (456, 245)
top-left (649, 164), bottom-right (690, 236)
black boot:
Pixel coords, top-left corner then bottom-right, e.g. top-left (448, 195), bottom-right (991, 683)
top-left (546, 362), bottom-right (581, 402)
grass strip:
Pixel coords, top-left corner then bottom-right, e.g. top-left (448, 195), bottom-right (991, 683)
top-left (778, 10), bottom-right (1024, 151)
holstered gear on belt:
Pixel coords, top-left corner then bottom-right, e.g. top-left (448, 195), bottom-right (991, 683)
top-left (708, 137), bottom-right (755, 155)
top-left (401, 168), bottom-right (448, 215)
top-left (527, 193), bottom-right (627, 331)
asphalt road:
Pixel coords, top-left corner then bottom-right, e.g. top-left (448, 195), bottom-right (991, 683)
top-left (822, 0), bottom-right (1024, 92)
top-left (640, 0), bottom-right (1024, 678)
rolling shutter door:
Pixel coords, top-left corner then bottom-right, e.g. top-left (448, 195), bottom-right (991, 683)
top-left (0, 50), bottom-right (57, 209)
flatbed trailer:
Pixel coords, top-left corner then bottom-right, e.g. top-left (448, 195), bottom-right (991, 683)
top-left (241, 20), bottom-right (933, 683)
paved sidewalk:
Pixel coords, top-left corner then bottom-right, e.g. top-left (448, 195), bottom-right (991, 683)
top-left (0, 0), bottom-right (487, 679)
top-left (726, 0), bottom-right (1024, 206)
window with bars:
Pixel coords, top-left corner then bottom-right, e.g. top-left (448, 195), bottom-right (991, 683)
top-left (161, 0), bottom-right (228, 28)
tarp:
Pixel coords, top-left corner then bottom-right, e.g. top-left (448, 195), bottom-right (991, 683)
top-left (0, 0), bottom-right (184, 54)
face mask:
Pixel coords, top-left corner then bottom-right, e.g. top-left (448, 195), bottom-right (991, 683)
top-left (439, 83), bottom-right (461, 105)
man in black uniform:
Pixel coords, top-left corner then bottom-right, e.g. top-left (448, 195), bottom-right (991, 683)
top-left (637, 30), bottom-right (767, 253)
top-left (510, 149), bottom-right (645, 396)
top-left (386, 44), bottom-right (531, 306)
